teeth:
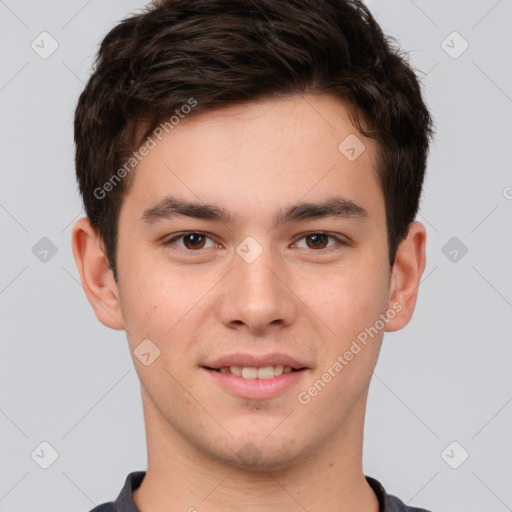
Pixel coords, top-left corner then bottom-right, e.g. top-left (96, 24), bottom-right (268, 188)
top-left (241, 367), bottom-right (258, 379)
top-left (220, 365), bottom-right (292, 379)
top-left (273, 365), bottom-right (284, 377)
top-left (230, 365), bottom-right (242, 377)
top-left (257, 366), bottom-right (275, 379)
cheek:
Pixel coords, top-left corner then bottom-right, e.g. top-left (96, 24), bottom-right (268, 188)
top-left (295, 265), bottom-right (388, 418)
top-left (117, 259), bottom-right (215, 371)
top-left (118, 266), bottom-right (181, 346)
top-left (300, 256), bottom-right (390, 342)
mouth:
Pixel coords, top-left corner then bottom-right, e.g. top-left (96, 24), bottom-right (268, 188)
top-left (201, 355), bottom-right (310, 400)
top-left (203, 365), bottom-right (306, 379)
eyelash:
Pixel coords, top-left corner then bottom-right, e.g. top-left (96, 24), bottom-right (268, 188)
top-left (162, 231), bottom-right (347, 254)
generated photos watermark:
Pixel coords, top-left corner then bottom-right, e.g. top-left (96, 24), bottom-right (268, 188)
top-left (297, 301), bottom-right (403, 405)
top-left (94, 98), bottom-right (198, 200)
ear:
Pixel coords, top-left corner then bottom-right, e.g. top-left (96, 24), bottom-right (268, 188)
top-left (385, 221), bottom-right (427, 332)
top-left (71, 217), bottom-right (124, 330)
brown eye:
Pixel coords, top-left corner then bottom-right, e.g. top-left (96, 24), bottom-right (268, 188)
top-left (293, 232), bottom-right (346, 252)
top-left (305, 233), bottom-right (329, 249)
top-left (163, 232), bottom-right (216, 251)
top-left (182, 233), bottom-right (206, 250)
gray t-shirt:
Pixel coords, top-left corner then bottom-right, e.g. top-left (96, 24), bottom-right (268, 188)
top-left (88, 471), bottom-right (433, 512)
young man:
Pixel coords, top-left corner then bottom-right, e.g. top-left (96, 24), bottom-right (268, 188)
top-left (71, 0), bottom-right (433, 510)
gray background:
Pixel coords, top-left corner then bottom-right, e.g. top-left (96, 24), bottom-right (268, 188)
top-left (1, 0), bottom-right (511, 510)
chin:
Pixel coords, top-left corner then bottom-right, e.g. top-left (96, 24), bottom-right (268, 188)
top-left (207, 431), bottom-right (309, 473)
top-left (224, 445), bottom-right (300, 473)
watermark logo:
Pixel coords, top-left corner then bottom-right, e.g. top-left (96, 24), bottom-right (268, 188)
top-left (32, 237), bottom-right (58, 263)
top-left (236, 442), bottom-right (263, 467)
top-left (441, 31), bottom-right (469, 60)
top-left (441, 441), bottom-right (469, 469)
top-left (31, 31), bottom-right (59, 59)
top-left (31, 441), bottom-right (59, 469)
top-left (236, 236), bottom-right (264, 264)
top-left (297, 302), bottom-right (402, 405)
top-left (94, 98), bottom-right (198, 200)
top-left (338, 133), bottom-right (366, 161)
top-left (134, 338), bottom-right (161, 366)
top-left (442, 236), bottom-right (468, 263)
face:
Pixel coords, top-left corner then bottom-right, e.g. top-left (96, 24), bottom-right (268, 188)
top-left (76, 94), bottom-right (421, 471)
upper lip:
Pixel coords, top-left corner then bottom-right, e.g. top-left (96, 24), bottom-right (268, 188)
top-left (203, 353), bottom-right (309, 370)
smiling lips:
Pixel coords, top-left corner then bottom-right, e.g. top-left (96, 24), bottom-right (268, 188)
top-left (203, 352), bottom-right (308, 378)
top-left (202, 353), bottom-right (309, 399)
top-left (215, 364), bottom-right (295, 379)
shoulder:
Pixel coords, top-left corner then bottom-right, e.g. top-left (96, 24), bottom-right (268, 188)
top-left (386, 493), bottom-right (433, 512)
top-left (86, 471), bottom-right (146, 512)
top-left (87, 504), bottom-right (116, 512)
top-left (366, 476), bottom-right (433, 512)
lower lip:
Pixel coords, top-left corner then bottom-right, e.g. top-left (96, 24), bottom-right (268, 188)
top-left (203, 368), bottom-right (307, 400)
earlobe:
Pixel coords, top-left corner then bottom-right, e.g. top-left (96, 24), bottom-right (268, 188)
top-left (71, 217), bottom-right (125, 330)
top-left (385, 221), bottom-right (427, 332)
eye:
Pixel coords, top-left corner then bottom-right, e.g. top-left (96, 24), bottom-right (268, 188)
top-left (162, 231), bottom-right (347, 253)
top-left (293, 232), bottom-right (346, 250)
top-left (163, 232), bottom-right (218, 251)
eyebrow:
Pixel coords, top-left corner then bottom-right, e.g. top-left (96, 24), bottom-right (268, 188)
top-left (138, 194), bottom-right (369, 228)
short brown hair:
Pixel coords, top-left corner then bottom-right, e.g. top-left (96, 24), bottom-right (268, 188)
top-left (74, 0), bottom-right (433, 282)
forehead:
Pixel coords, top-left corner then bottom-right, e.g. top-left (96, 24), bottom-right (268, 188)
top-left (120, 93), bottom-right (384, 228)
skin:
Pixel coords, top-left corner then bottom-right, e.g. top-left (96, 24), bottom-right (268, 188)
top-left (72, 93), bottom-right (426, 512)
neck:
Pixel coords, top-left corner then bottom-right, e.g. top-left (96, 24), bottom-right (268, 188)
top-left (133, 389), bottom-right (379, 512)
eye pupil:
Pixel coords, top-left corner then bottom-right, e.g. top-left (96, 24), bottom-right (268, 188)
top-left (184, 233), bottom-right (205, 249)
top-left (306, 234), bottom-right (328, 249)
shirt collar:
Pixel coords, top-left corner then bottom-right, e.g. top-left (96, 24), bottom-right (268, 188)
top-left (113, 471), bottom-right (390, 512)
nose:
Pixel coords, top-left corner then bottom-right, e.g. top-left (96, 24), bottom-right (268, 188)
top-left (216, 245), bottom-right (298, 335)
